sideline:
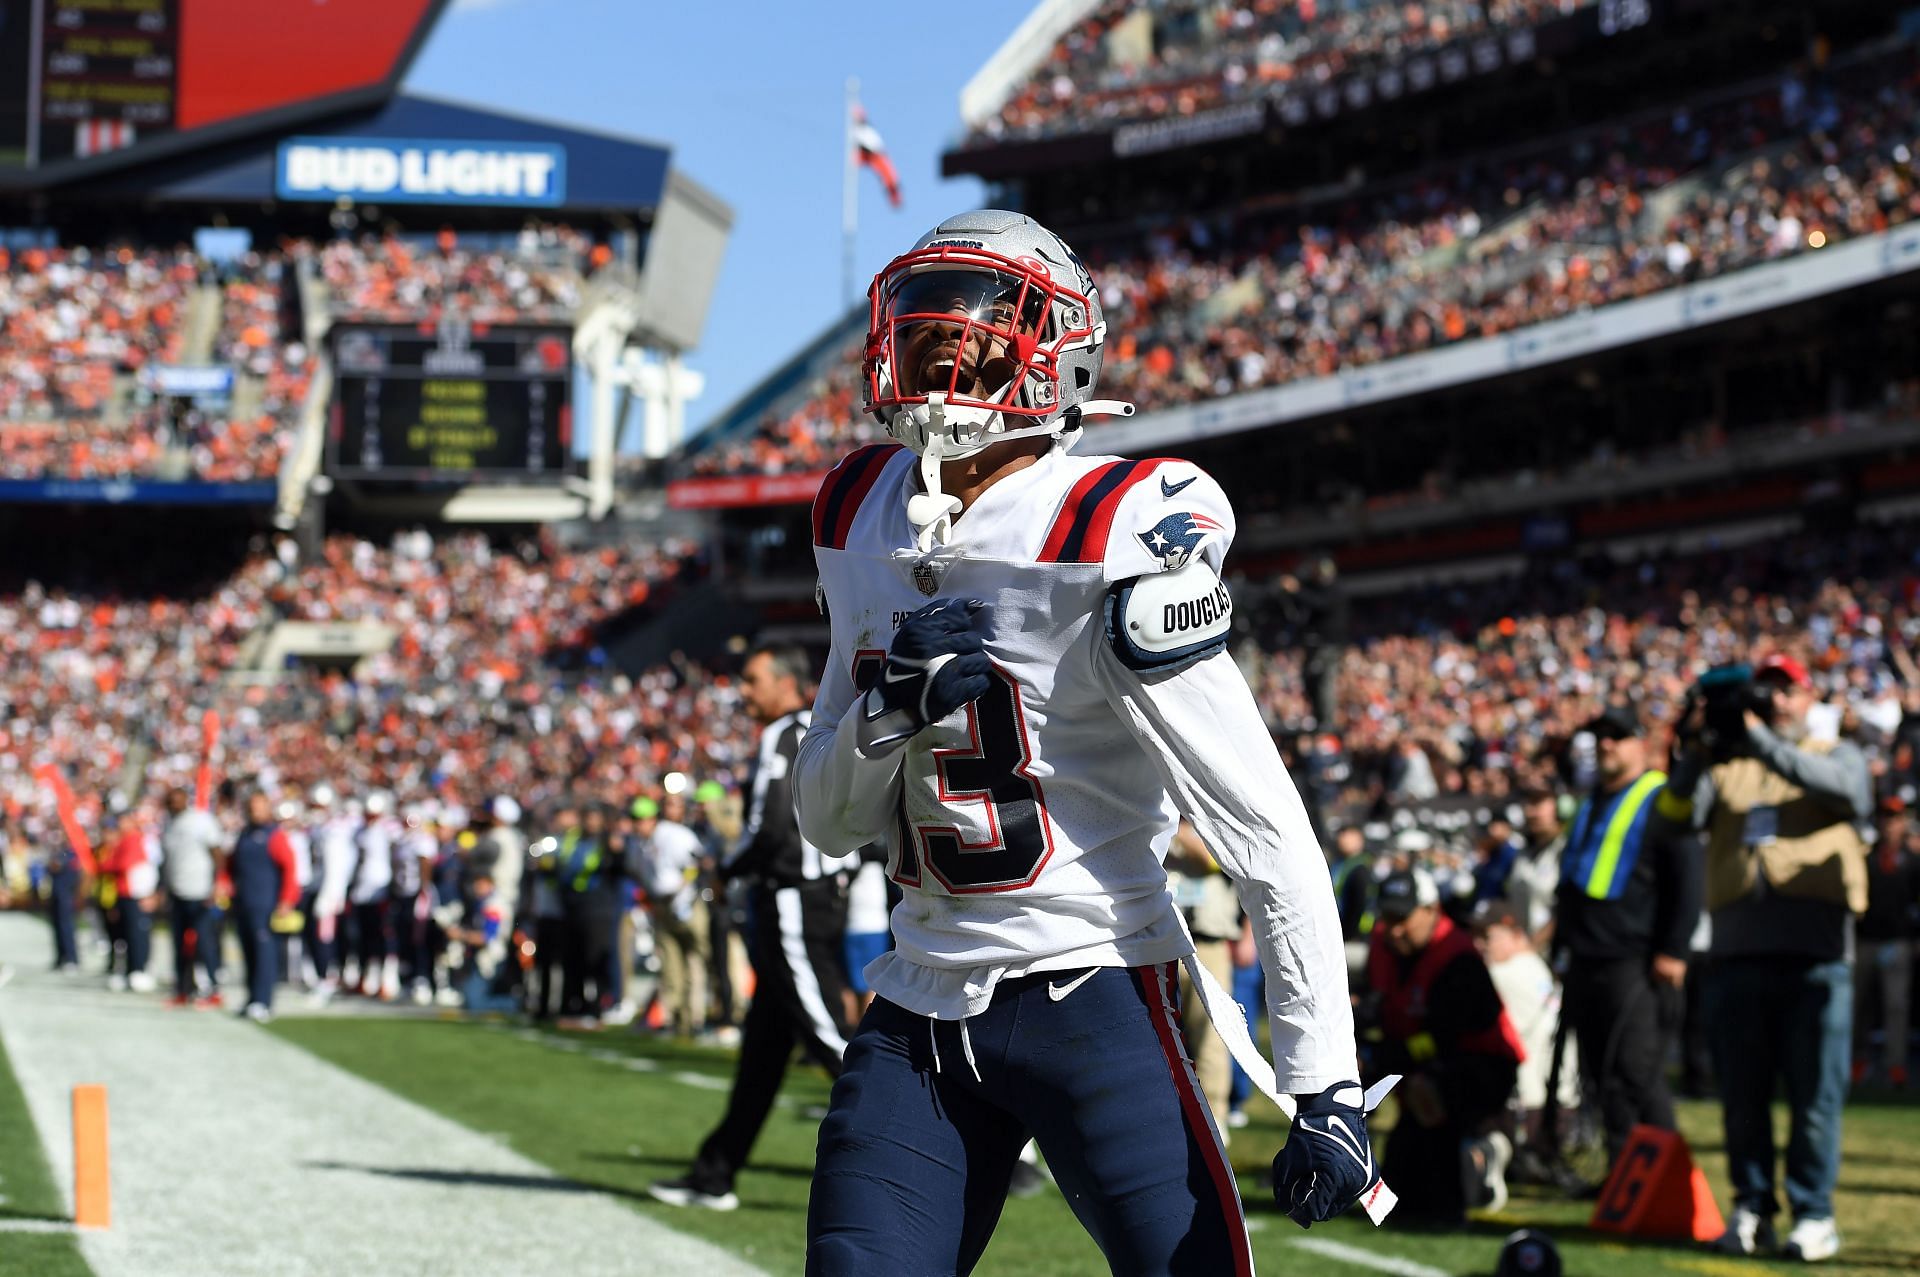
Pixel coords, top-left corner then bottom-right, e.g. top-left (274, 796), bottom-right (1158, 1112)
top-left (0, 914), bottom-right (769, 1277)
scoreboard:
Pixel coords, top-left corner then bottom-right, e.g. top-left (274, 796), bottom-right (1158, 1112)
top-left (0, 0), bottom-right (441, 177)
top-left (329, 321), bottom-right (573, 482)
top-left (8, 0), bottom-right (180, 165)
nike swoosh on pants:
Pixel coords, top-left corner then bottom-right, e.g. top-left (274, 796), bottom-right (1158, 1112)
top-left (1048, 968), bottom-right (1100, 1001)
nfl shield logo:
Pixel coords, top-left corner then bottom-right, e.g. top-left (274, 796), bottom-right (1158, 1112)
top-left (913, 561), bottom-right (940, 596)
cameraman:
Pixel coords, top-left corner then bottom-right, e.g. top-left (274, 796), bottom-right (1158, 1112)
top-left (1672, 655), bottom-right (1871, 1263)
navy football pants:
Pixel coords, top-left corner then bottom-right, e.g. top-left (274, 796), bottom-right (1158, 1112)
top-left (808, 962), bottom-right (1251, 1277)
top-left (233, 901), bottom-right (278, 1011)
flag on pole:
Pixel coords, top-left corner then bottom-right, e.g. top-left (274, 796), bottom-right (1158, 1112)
top-left (74, 119), bottom-right (136, 158)
top-left (852, 104), bottom-right (902, 209)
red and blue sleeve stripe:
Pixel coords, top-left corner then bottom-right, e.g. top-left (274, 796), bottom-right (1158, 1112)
top-left (811, 444), bottom-right (903, 550)
top-left (1038, 458), bottom-right (1178, 563)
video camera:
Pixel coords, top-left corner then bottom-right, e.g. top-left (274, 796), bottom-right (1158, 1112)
top-left (1682, 663), bottom-right (1775, 762)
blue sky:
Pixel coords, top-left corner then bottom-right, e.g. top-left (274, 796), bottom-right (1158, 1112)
top-left (405, 0), bottom-right (1040, 435)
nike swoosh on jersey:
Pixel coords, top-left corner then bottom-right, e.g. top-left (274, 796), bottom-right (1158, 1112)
top-left (1047, 968), bottom-right (1101, 1001)
top-left (1159, 474), bottom-right (1197, 498)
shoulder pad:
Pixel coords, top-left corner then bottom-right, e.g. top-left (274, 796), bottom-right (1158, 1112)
top-left (1099, 461), bottom-right (1234, 582)
top-left (812, 444), bottom-right (904, 550)
top-left (1103, 558), bottom-right (1233, 674)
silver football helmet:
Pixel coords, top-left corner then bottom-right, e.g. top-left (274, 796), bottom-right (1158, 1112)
top-left (863, 209), bottom-right (1132, 544)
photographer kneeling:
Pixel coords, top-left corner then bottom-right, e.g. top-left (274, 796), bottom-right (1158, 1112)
top-left (1671, 655), bottom-right (1871, 1264)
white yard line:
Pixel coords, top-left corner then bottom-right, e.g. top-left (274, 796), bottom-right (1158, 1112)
top-left (673, 1071), bottom-right (735, 1092)
top-left (1290, 1236), bottom-right (1452, 1277)
top-left (0, 913), bottom-right (768, 1277)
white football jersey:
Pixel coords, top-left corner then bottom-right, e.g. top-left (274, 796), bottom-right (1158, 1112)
top-left (312, 817), bottom-right (359, 913)
top-left (798, 441), bottom-right (1356, 1094)
top-left (350, 818), bottom-right (396, 903)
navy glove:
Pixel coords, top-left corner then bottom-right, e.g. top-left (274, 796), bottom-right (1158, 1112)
top-left (857, 598), bottom-right (993, 755)
top-left (1272, 1082), bottom-right (1379, 1228)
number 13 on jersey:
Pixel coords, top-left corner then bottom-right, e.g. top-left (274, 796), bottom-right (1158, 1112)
top-left (852, 650), bottom-right (1055, 894)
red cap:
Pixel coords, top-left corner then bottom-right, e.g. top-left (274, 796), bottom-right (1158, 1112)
top-left (1757, 654), bottom-right (1813, 688)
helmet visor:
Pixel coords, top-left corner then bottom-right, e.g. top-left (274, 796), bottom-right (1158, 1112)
top-left (881, 267), bottom-right (1048, 403)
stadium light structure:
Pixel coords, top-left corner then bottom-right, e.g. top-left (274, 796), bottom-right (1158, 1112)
top-left (573, 168), bottom-right (731, 518)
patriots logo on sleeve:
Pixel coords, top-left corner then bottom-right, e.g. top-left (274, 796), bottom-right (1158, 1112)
top-left (1136, 511), bottom-right (1222, 570)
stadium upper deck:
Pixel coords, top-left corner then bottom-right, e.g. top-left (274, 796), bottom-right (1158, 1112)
top-left (945, 0), bottom-right (1905, 223)
top-left (962, 0), bottom-right (1602, 147)
top-left (676, 28), bottom-right (1920, 505)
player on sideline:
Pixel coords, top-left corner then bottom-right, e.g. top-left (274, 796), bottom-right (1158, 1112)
top-left (797, 209), bottom-right (1377, 1276)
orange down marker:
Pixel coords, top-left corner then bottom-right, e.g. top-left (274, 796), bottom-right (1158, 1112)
top-left (72, 1084), bottom-right (109, 1230)
top-left (1589, 1123), bottom-right (1723, 1243)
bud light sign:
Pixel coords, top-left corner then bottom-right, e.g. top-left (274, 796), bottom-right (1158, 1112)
top-left (277, 138), bottom-right (565, 206)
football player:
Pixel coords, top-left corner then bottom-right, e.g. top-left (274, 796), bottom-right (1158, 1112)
top-left (796, 210), bottom-right (1380, 1275)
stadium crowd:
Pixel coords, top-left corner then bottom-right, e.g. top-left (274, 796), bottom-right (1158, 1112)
top-left (6, 512), bottom-right (1915, 899)
top-left (1095, 49), bottom-right (1920, 411)
top-left (968, 0), bottom-right (1593, 143)
top-left (315, 225), bottom-right (599, 323)
top-left (0, 225), bottom-right (601, 485)
top-left (687, 49), bottom-right (1920, 478)
top-left (1246, 522), bottom-right (1920, 809)
top-left (0, 243), bottom-right (195, 423)
top-left (0, 527), bottom-right (729, 857)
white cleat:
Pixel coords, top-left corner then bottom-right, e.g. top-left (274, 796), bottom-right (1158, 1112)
top-left (647, 1177), bottom-right (738, 1212)
top-left (127, 971), bottom-right (157, 994)
top-left (1782, 1216), bottom-right (1840, 1263)
top-left (1712, 1205), bottom-right (1778, 1256)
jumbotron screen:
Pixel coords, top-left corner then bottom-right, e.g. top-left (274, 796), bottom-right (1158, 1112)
top-left (329, 321), bottom-right (573, 482)
top-left (0, 0), bottom-right (441, 174)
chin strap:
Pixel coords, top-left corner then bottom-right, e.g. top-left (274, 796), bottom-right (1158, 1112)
top-left (904, 394), bottom-right (966, 552)
top-left (895, 394), bottom-right (1136, 553)
top-left (906, 445), bottom-right (962, 553)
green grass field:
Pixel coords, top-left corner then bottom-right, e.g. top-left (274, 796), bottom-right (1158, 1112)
top-left (0, 1031), bottom-right (90, 1277)
top-left (271, 1014), bottom-right (1920, 1277)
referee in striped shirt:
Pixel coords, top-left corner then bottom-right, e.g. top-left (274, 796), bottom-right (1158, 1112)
top-left (651, 643), bottom-right (857, 1212)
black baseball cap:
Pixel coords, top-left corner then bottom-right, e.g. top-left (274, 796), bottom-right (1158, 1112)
top-left (1581, 703), bottom-right (1642, 741)
top-left (1375, 867), bottom-right (1441, 922)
